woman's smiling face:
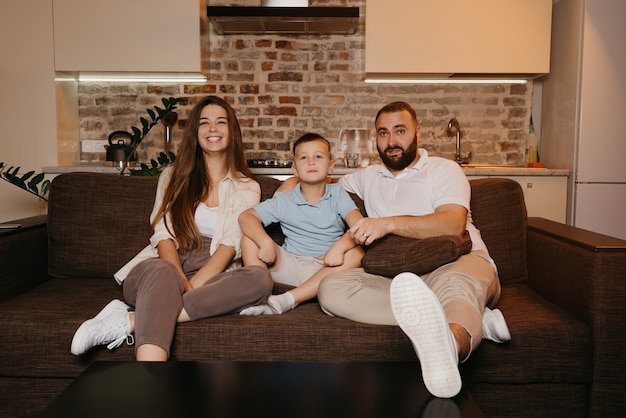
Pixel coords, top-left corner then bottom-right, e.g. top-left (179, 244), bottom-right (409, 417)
top-left (197, 104), bottom-right (230, 154)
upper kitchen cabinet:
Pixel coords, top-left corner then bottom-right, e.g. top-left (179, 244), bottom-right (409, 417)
top-left (53, 0), bottom-right (201, 72)
top-left (365, 0), bottom-right (552, 79)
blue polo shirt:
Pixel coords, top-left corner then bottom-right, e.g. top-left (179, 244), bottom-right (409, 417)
top-left (253, 183), bottom-right (358, 257)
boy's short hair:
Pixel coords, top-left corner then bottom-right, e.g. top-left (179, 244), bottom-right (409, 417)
top-left (293, 133), bottom-right (332, 157)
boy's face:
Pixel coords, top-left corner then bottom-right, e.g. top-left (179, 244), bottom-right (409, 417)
top-left (292, 140), bottom-right (334, 184)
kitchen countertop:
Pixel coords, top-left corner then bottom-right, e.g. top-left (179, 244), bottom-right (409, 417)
top-left (42, 164), bottom-right (570, 177)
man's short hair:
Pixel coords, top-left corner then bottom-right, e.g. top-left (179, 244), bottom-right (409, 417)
top-left (375, 101), bottom-right (419, 126)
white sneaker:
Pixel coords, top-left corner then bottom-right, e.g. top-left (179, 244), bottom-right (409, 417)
top-left (71, 299), bottom-right (133, 355)
top-left (390, 272), bottom-right (462, 399)
top-left (482, 307), bottom-right (511, 343)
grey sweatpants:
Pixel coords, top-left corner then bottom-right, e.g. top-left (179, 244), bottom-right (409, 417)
top-left (122, 237), bottom-right (272, 357)
top-left (317, 250), bottom-right (501, 353)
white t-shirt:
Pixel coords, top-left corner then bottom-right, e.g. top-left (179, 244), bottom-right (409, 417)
top-left (195, 203), bottom-right (218, 237)
top-left (339, 148), bottom-right (489, 254)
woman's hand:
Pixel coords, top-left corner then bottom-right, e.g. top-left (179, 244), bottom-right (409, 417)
top-left (181, 276), bottom-right (193, 293)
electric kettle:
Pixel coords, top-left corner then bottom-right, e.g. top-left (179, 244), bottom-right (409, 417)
top-left (338, 128), bottom-right (372, 168)
top-left (106, 131), bottom-right (136, 167)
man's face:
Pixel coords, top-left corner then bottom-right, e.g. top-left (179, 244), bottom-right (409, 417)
top-left (375, 110), bottom-right (420, 172)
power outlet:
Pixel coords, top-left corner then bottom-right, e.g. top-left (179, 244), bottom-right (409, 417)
top-left (81, 140), bottom-right (108, 153)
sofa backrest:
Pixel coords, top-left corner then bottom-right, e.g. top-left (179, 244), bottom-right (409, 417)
top-left (48, 173), bottom-right (159, 279)
top-left (255, 177), bottom-right (528, 284)
top-left (468, 178), bottom-right (528, 284)
top-left (47, 174), bottom-right (285, 280)
top-left (47, 173), bottom-right (527, 284)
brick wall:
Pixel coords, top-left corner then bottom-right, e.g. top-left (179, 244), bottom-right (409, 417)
top-left (78, 0), bottom-right (534, 166)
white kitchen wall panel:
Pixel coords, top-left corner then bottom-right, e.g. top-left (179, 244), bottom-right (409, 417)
top-left (53, 0), bottom-right (201, 72)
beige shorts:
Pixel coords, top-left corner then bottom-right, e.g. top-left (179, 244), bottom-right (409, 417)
top-left (270, 245), bottom-right (324, 287)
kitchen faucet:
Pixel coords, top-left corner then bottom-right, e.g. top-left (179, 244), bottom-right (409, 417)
top-left (446, 118), bottom-right (470, 164)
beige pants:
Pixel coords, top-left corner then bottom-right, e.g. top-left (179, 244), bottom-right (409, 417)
top-left (317, 250), bottom-right (501, 352)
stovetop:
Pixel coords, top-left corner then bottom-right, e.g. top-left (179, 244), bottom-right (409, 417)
top-left (247, 159), bottom-right (292, 168)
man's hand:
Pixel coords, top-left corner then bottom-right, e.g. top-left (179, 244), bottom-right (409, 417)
top-left (350, 217), bottom-right (389, 245)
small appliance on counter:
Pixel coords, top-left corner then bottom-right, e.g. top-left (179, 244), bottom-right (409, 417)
top-left (106, 131), bottom-right (137, 168)
top-left (338, 128), bottom-right (373, 168)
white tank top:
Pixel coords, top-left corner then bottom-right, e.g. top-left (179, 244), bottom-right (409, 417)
top-left (194, 203), bottom-right (218, 237)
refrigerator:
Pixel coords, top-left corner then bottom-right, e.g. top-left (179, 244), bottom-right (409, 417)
top-left (540, 0), bottom-right (626, 240)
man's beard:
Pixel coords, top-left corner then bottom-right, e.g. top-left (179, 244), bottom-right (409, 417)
top-left (378, 137), bottom-right (418, 171)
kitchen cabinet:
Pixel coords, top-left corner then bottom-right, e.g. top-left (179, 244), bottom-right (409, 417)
top-left (53, 0), bottom-right (201, 72)
top-left (467, 174), bottom-right (567, 223)
top-left (507, 176), bottom-right (567, 223)
top-left (0, 2), bottom-right (57, 223)
top-left (365, 0), bottom-right (552, 78)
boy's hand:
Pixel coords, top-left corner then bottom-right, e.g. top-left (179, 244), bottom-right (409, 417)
top-left (240, 292), bottom-right (295, 315)
top-left (321, 245), bottom-right (345, 267)
top-left (257, 239), bottom-right (278, 266)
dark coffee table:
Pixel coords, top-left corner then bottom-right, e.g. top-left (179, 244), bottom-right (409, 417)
top-left (40, 361), bottom-right (484, 418)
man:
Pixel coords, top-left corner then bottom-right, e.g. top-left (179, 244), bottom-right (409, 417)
top-left (317, 101), bottom-right (507, 398)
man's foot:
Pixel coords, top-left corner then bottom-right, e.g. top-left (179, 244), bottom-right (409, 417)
top-left (390, 272), bottom-right (462, 398)
top-left (71, 299), bottom-right (133, 355)
top-left (482, 307), bottom-right (511, 343)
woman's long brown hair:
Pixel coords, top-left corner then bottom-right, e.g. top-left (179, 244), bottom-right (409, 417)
top-left (151, 96), bottom-right (254, 253)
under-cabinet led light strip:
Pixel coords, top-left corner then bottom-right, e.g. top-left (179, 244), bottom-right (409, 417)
top-left (56, 72), bottom-right (208, 83)
top-left (365, 77), bottom-right (528, 84)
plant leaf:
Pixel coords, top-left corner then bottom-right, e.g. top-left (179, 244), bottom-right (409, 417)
top-left (42, 180), bottom-right (51, 197)
top-left (20, 170), bottom-right (35, 182)
top-left (155, 106), bottom-right (166, 118)
top-left (9, 175), bottom-right (27, 190)
top-left (28, 172), bottom-right (45, 191)
top-left (131, 126), bottom-right (142, 142)
top-left (8, 166), bottom-right (21, 179)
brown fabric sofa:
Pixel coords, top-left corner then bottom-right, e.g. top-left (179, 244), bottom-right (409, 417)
top-left (1, 172), bottom-right (625, 418)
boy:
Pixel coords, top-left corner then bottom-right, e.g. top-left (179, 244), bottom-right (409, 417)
top-left (239, 133), bottom-right (364, 315)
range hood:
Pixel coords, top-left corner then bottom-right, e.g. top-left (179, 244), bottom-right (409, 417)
top-left (207, 6), bottom-right (359, 35)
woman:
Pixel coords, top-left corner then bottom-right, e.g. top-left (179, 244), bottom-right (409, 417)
top-left (71, 96), bottom-right (273, 361)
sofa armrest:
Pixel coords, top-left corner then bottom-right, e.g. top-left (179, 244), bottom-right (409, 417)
top-left (526, 217), bottom-right (626, 416)
top-left (0, 215), bottom-right (49, 302)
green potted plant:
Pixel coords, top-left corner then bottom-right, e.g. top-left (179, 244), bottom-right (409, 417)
top-left (1, 96), bottom-right (185, 201)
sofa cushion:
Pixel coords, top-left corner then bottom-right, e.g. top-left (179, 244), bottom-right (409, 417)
top-left (362, 231), bottom-right (473, 276)
top-left (47, 173), bottom-right (159, 279)
top-left (0, 277), bottom-right (591, 386)
top-left (469, 178), bottom-right (528, 284)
